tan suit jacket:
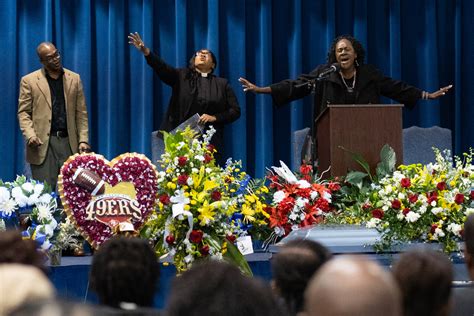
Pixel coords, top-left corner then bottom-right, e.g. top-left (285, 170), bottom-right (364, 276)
top-left (18, 68), bottom-right (89, 165)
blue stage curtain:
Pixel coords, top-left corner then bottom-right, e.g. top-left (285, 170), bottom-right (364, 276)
top-left (1, 0), bottom-right (472, 180)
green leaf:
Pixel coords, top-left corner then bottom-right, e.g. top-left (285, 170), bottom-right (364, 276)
top-left (338, 146), bottom-right (373, 181)
top-left (345, 171), bottom-right (369, 189)
top-left (376, 144), bottom-right (396, 179)
top-left (224, 241), bottom-right (253, 277)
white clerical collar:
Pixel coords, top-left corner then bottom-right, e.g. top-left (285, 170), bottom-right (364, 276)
top-left (200, 72), bottom-right (208, 77)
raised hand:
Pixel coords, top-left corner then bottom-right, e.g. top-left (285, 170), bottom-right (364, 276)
top-left (128, 32), bottom-right (149, 55)
top-left (426, 85), bottom-right (453, 99)
top-left (238, 77), bottom-right (271, 94)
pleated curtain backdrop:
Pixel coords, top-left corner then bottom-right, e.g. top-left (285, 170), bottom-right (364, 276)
top-left (1, 0), bottom-right (473, 180)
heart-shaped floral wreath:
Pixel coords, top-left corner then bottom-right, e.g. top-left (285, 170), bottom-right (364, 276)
top-left (57, 153), bottom-right (159, 248)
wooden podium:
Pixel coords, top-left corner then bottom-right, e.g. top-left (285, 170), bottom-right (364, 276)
top-left (315, 104), bottom-right (403, 177)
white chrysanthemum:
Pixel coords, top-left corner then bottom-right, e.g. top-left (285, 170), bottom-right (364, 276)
top-left (397, 213), bottom-right (405, 220)
top-left (295, 198), bottom-right (308, 208)
top-left (433, 227), bottom-right (445, 240)
top-left (310, 191), bottom-right (319, 200)
top-left (39, 194), bottom-right (53, 204)
top-left (0, 187), bottom-right (11, 203)
top-left (431, 207), bottom-right (444, 215)
top-left (11, 187), bottom-right (24, 199)
top-left (392, 171), bottom-right (404, 182)
top-left (297, 180), bottom-right (311, 189)
top-left (366, 218), bottom-right (381, 228)
top-left (0, 199), bottom-right (17, 216)
top-left (323, 191), bottom-right (332, 203)
top-left (21, 182), bottom-right (34, 193)
top-left (36, 203), bottom-right (53, 221)
top-left (405, 211), bottom-right (421, 223)
top-left (273, 191), bottom-right (286, 204)
top-left (447, 223), bottom-right (462, 237)
top-left (33, 183), bottom-right (44, 195)
top-left (195, 155), bottom-right (205, 162)
top-left (26, 193), bottom-right (41, 206)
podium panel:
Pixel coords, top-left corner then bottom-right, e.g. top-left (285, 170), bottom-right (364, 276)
top-left (316, 104), bottom-right (403, 177)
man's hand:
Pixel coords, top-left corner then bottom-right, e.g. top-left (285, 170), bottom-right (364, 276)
top-left (78, 142), bottom-right (91, 153)
top-left (427, 85), bottom-right (453, 99)
top-left (27, 136), bottom-right (43, 147)
top-left (199, 114), bottom-right (217, 124)
top-left (128, 32), bottom-right (150, 56)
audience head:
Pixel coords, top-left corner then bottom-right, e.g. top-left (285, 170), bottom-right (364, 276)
top-left (464, 213), bottom-right (474, 280)
top-left (0, 263), bottom-right (55, 315)
top-left (327, 35), bottom-right (366, 68)
top-left (166, 260), bottom-right (286, 316)
top-left (89, 236), bottom-right (160, 309)
top-left (0, 229), bottom-right (47, 273)
top-left (304, 255), bottom-right (401, 316)
top-left (271, 239), bottom-right (332, 314)
top-left (392, 248), bottom-right (453, 316)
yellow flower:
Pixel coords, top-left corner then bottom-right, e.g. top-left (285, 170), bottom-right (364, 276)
top-left (167, 182), bottom-right (176, 190)
top-left (198, 201), bottom-right (216, 226)
top-left (241, 204), bottom-right (256, 223)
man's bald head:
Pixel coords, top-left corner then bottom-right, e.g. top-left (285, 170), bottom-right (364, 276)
top-left (304, 256), bottom-right (401, 316)
top-left (36, 42), bottom-right (56, 59)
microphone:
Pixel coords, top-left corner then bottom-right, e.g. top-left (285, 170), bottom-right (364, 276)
top-left (318, 63), bottom-right (340, 78)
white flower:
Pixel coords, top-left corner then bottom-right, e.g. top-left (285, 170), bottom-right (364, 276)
top-left (11, 187), bottom-right (24, 199)
top-left (366, 218), bottom-right (381, 228)
top-left (397, 213), bottom-right (405, 220)
top-left (447, 223), bottom-right (462, 237)
top-left (419, 205), bottom-right (427, 214)
top-left (176, 142), bottom-right (186, 150)
top-left (40, 240), bottom-right (52, 250)
top-left (195, 155), bottom-right (205, 162)
top-left (26, 193), bottom-right (40, 206)
top-left (33, 183), bottom-right (44, 195)
top-left (433, 227), bottom-right (445, 240)
top-left (430, 200), bottom-right (437, 207)
top-left (191, 168), bottom-right (199, 174)
top-left (0, 187), bottom-right (11, 202)
top-left (274, 226), bottom-right (285, 236)
top-left (295, 198), bottom-right (308, 208)
top-left (322, 191), bottom-right (332, 203)
top-left (186, 177), bottom-right (194, 186)
top-left (405, 211), bottom-right (421, 223)
top-left (273, 191), bottom-right (286, 204)
top-left (392, 171), bottom-right (404, 182)
top-left (288, 212), bottom-right (299, 221)
top-left (205, 168), bottom-right (212, 174)
top-left (465, 208), bottom-right (474, 216)
top-left (21, 182), bottom-right (34, 193)
top-left (38, 194), bottom-right (53, 204)
top-left (291, 225), bottom-right (300, 231)
top-left (184, 254), bottom-right (194, 263)
top-left (431, 207), bottom-right (444, 215)
top-left (297, 180), bottom-right (311, 189)
top-left (398, 193), bottom-right (406, 200)
top-left (310, 191), bottom-right (319, 200)
top-left (0, 199), bottom-right (17, 216)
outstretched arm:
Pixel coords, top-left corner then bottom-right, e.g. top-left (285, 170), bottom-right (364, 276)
top-left (422, 85), bottom-right (453, 100)
top-left (238, 77), bottom-right (271, 94)
top-left (128, 32), bottom-right (150, 56)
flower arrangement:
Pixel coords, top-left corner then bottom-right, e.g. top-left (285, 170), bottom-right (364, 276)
top-left (0, 176), bottom-right (59, 250)
top-left (344, 149), bottom-right (474, 252)
top-left (141, 127), bottom-right (251, 273)
top-left (264, 161), bottom-right (339, 242)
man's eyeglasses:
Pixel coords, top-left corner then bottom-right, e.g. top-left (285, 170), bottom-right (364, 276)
top-left (195, 50), bottom-right (210, 57)
top-left (42, 51), bottom-right (61, 63)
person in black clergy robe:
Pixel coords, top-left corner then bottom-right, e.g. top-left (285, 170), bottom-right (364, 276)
top-left (239, 35), bottom-right (452, 145)
top-left (129, 32), bottom-right (241, 165)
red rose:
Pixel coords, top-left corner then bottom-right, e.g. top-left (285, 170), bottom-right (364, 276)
top-left (408, 194), bottom-right (418, 204)
top-left (226, 234), bottom-right (236, 243)
top-left (455, 193), bottom-right (465, 205)
top-left (402, 208), bottom-right (410, 216)
top-left (427, 191), bottom-right (438, 204)
top-left (178, 174), bottom-right (189, 185)
top-left (362, 203), bottom-right (372, 211)
top-left (211, 190), bottom-right (221, 201)
top-left (204, 154), bottom-right (213, 164)
top-left (471, 191), bottom-right (474, 200)
top-left (372, 209), bottom-right (384, 219)
top-left (189, 230), bottom-right (204, 244)
top-left (430, 224), bottom-right (438, 234)
top-left (437, 182), bottom-right (447, 191)
top-left (328, 182), bottom-right (341, 192)
top-left (400, 178), bottom-right (411, 188)
top-left (178, 156), bottom-right (187, 167)
top-left (159, 193), bottom-right (171, 205)
top-left (300, 164), bottom-right (312, 175)
top-left (206, 144), bottom-right (216, 153)
top-left (165, 235), bottom-right (175, 245)
top-left (200, 245), bottom-right (210, 256)
top-left (391, 199), bottom-right (401, 209)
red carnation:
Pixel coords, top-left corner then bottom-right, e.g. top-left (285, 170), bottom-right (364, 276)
top-left (159, 193), bottom-right (171, 205)
top-left (165, 235), bottom-right (175, 245)
top-left (427, 191), bottom-right (438, 204)
top-left (328, 182), bottom-right (341, 192)
top-left (206, 144), bottom-right (216, 153)
top-left (372, 209), bottom-right (384, 219)
top-left (455, 193), bottom-right (465, 205)
top-left (400, 178), bottom-right (411, 188)
top-left (431, 224), bottom-right (438, 234)
top-left (178, 174), bottom-right (189, 185)
top-left (408, 194), bottom-right (418, 204)
top-left (402, 208), bottom-right (411, 216)
top-left (437, 181), bottom-right (447, 191)
top-left (391, 199), bottom-right (401, 209)
top-left (178, 156), bottom-right (187, 167)
top-left (200, 245), bottom-right (210, 256)
top-left (362, 203), bottom-right (372, 211)
top-left (300, 164), bottom-right (312, 175)
top-left (226, 234), bottom-right (236, 243)
top-left (189, 230), bottom-right (204, 244)
top-left (471, 191), bottom-right (474, 200)
top-left (211, 190), bottom-right (222, 201)
top-left (204, 154), bottom-right (213, 164)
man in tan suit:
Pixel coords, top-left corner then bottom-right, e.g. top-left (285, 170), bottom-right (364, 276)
top-left (18, 42), bottom-right (90, 190)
